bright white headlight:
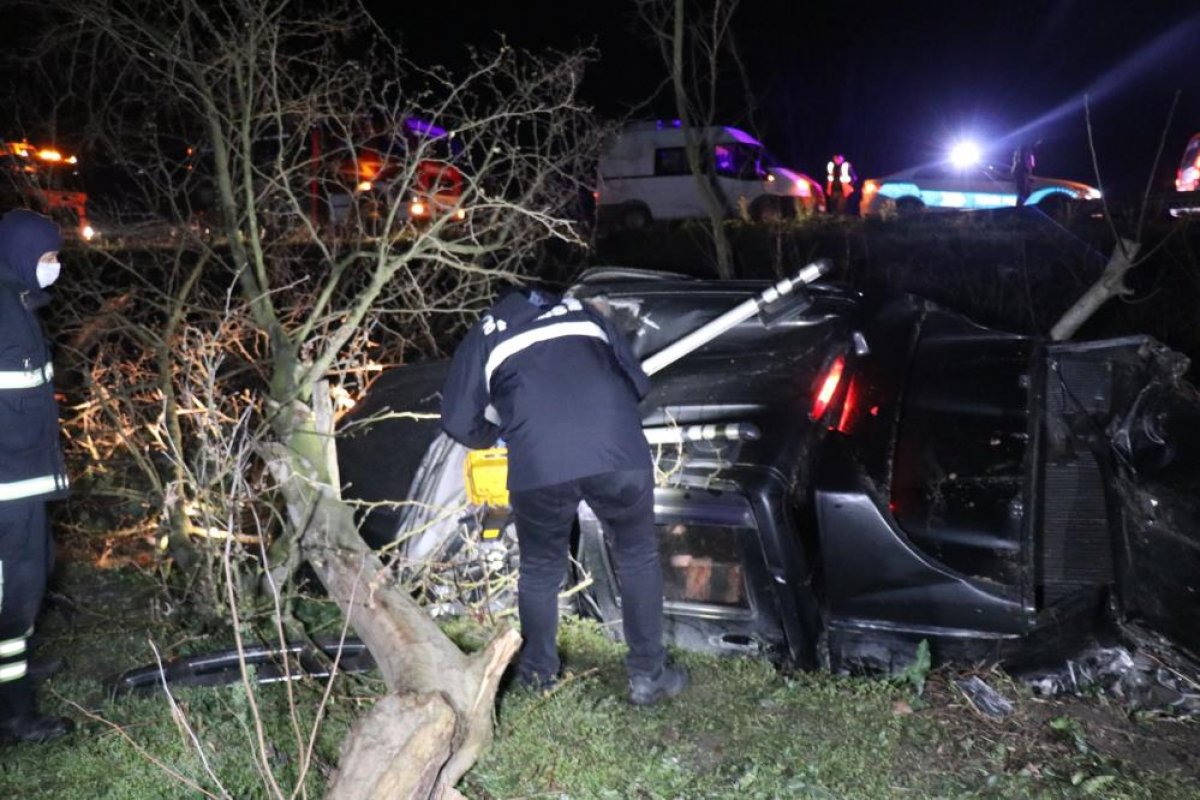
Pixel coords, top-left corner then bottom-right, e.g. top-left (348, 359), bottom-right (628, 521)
top-left (949, 140), bottom-right (981, 169)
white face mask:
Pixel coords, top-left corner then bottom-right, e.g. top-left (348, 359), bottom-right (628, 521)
top-left (36, 260), bottom-right (61, 288)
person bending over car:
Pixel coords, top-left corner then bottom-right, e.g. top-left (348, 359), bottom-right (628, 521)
top-left (440, 284), bottom-right (687, 706)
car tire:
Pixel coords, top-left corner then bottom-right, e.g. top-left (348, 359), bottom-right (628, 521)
top-left (621, 203), bottom-right (652, 231)
top-left (751, 196), bottom-right (785, 223)
top-left (895, 197), bottom-right (925, 217)
top-left (1036, 194), bottom-right (1071, 222)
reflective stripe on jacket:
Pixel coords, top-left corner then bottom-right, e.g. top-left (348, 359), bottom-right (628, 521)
top-left (0, 363), bottom-right (53, 390)
top-left (441, 290), bottom-right (652, 491)
top-left (0, 274), bottom-right (68, 504)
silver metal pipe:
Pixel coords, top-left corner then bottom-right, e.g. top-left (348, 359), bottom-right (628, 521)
top-left (642, 422), bottom-right (761, 445)
top-left (639, 259), bottom-right (830, 376)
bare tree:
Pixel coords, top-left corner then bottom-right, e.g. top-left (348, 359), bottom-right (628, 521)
top-left (638, 0), bottom-right (746, 279)
top-left (34, 0), bottom-right (608, 795)
top-left (1051, 94), bottom-right (1179, 341)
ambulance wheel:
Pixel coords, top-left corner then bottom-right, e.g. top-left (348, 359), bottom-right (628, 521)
top-left (751, 196), bottom-right (786, 223)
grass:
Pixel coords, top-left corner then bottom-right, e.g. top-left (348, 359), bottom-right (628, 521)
top-left (0, 564), bottom-right (367, 799)
top-left (466, 620), bottom-right (1200, 799)
top-left (4, 567), bottom-right (1199, 800)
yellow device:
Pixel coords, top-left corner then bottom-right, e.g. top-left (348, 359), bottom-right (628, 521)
top-left (464, 447), bottom-right (509, 505)
top-left (465, 447), bottom-right (510, 540)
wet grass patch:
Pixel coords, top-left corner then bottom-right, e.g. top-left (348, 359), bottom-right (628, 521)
top-left (7, 564), bottom-right (1199, 799)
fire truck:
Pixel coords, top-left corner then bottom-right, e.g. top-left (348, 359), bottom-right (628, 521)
top-left (1, 140), bottom-right (97, 241)
top-left (185, 118), bottom-right (467, 234)
top-left (325, 118), bottom-right (466, 229)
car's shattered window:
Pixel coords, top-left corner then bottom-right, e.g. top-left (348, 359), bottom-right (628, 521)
top-left (659, 521), bottom-right (749, 607)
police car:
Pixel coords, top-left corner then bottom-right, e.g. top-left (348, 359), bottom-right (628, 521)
top-left (860, 162), bottom-right (1101, 218)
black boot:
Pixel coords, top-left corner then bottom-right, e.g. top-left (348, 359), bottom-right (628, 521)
top-left (26, 656), bottom-right (64, 682)
top-left (0, 677), bottom-right (73, 745)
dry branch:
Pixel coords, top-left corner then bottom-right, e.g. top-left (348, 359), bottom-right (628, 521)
top-left (1050, 238), bottom-right (1141, 341)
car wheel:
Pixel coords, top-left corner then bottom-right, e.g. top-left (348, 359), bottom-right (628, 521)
top-left (622, 203), bottom-right (652, 231)
top-left (751, 196), bottom-right (784, 223)
top-left (1036, 194), bottom-right (1071, 221)
top-left (895, 197), bottom-right (925, 217)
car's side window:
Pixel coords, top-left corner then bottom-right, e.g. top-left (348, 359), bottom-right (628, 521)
top-left (654, 147), bottom-right (690, 176)
top-left (658, 519), bottom-right (749, 608)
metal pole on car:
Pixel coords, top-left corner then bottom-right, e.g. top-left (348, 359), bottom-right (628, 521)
top-left (639, 259), bottom-right (831, 376)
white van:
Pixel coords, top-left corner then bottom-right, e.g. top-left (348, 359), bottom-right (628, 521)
top-left (596, 121), bottom-right (824, 230)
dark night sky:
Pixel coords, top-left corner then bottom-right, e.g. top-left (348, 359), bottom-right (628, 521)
top-left (382, 0), bottom-right (1200, 202)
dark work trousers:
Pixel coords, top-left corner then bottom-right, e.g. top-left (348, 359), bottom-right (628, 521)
top-left (509, 468), bottom-right (665, 682)
top-left (0, 501), bottom-right (49, 720)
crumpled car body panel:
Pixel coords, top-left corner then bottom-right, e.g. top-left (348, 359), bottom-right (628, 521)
top-left (337, 269), bottom-right (1200, 671)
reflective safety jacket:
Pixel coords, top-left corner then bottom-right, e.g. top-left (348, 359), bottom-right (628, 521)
top-left (826, 158), bottom-right (856, 197)
top-left (0, 268), bottom-right (68, 505)
top-left (441, 289), bottom-right (652, 491)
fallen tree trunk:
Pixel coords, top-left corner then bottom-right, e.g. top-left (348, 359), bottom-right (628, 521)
top-left (325, 692), bottom-right (458, 799)
top-left (306, 510), bottom-right (520, 797)
top-left (268, 384), bottom-right (520, 799)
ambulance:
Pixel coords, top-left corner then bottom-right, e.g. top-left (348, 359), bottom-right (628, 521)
top-left (596, 121), bottom-right (824, 230)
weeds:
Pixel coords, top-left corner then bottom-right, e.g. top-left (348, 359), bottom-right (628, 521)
top-left (892, 639), bottom-right (932, 699)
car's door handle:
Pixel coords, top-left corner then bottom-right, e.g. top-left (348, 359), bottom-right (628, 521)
top-left (710, 633), bottom-right (761, 654)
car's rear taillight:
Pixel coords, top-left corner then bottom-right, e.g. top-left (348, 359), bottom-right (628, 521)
top-left (836, 376), bottom-right (857, 433)
top-left (810, 355), bottom-right (846, 420)
top-left (863, 180), bottom-right (878, 196)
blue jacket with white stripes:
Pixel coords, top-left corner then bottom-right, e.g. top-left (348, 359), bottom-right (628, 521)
top-left (440, 288), bottom-right (652, 491)
top-left (0, 210), bottom-right (69, 505)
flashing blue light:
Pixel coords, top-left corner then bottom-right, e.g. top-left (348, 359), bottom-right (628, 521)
top-left (405, 117), bottom-right (448, 139)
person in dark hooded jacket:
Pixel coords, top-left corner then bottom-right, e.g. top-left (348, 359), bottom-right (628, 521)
top-left (0, 209), bottom-right (73, 744)
top-left (441, 285), bottom-right (688, 706)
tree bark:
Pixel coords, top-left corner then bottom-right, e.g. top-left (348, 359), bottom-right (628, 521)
top-left (672, 0), bottom-right (735, 280)
top-left (1050, 238), bottom-right (1141, 341)
top-left (324, 692), bottom-right (456, 800)
top-left (266, 383), bottom-right (520, 799)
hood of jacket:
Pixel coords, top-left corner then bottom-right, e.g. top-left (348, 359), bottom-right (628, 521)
top-left (0, 209), bottom-right (62, 292)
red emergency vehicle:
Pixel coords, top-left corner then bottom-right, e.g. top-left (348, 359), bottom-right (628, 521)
top-left (1, 140), bottom-right (96, 241)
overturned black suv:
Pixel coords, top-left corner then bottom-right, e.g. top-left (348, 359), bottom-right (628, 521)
top-left (337, 264), bottom-right (1200, 674)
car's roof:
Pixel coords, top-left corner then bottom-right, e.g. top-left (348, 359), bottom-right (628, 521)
top-left (570, 266), bottom-right (859, 301)
top-left (868, 164), bottom-right (1095, 192)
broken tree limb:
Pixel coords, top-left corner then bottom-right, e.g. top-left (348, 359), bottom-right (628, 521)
top-left (325, 692), bottom-right (457, 800)
top-left (264, 379), bottom-right (520, 799)
top-left (1050, 238), bottom-right (1141, 341)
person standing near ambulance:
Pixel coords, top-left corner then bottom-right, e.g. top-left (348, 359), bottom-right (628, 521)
top-left (826, 154), bottom-right (857, 215)
top-left (440, 285), bottom-right (687, 706)
top-left (0, 209), bottom-right (73, 744)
